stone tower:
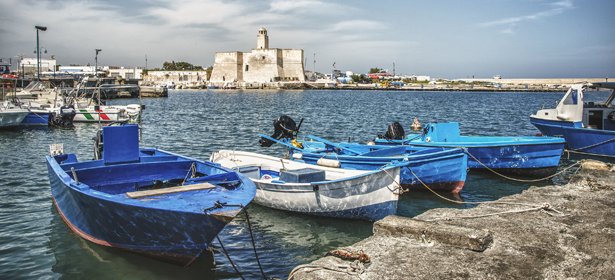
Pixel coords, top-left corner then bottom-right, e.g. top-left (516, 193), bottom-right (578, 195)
top-left (257, 27), bottom-right (269, 49)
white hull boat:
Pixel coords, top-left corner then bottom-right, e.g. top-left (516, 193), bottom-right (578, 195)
top-left (0, 101), bottom-right (30, 128)
top-left (210, 150), bottom-right (405, 221)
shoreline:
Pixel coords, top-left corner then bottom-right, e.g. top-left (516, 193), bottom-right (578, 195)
top-left (289, 160), bottom-right (615, 279)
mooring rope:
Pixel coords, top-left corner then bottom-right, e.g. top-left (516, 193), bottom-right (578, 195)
top-left (204, 212), bottom-right (245, 279)
top-left (572, 137), bottom-right (615, 151)
top-left (461, 147), bottom-right (585, 182)
top-left (180, 162), bottom-right (197, 186)
top-left (405, 166), bottom-right (568, 221)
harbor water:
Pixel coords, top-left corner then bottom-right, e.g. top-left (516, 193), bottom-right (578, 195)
top-left (1, 89), bottom-right (612, 279)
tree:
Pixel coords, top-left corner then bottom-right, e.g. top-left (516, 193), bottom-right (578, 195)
top-left (369, 68), bottom-right (382, 74)
top-left (162, 61), bottom-right (174, 70)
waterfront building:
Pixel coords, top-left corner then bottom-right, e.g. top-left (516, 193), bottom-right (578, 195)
top-left (210, 28), bottom-right (305, 83)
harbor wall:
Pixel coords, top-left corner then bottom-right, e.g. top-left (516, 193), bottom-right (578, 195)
top-left (290, 161), bottom-right (615, 279)
top-left (210, 52), bottom-right (242, 82)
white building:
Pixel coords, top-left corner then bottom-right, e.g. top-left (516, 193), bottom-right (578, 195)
top-left (20, 58), bottom-right (57, 74)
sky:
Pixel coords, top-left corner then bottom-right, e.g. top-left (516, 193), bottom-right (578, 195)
top-left (1, 0), bottom-right (614, 79)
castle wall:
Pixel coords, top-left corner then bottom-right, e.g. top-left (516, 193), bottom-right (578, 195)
top-left (210, 52), bottom-right (242, 82)
top-left (242, 49), bottom-right (281, 83)
top-left (281, 49), bottom-right (305, 81)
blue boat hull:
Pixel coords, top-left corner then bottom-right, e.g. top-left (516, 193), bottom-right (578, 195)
top-left (529, 116), bottom-right (576, 138)
top-left (46, 144), bottom-right (256, 266)
top-left (378, 141), bottom-right (565, 178)
top-left (21, 112), bottom-right (52, 126)
top-left (293, 147), bottom-right (468, 193)
top-left (377, 122), bottom-right (565, 178)
top-left (561, 127), bottom-right (615, 157)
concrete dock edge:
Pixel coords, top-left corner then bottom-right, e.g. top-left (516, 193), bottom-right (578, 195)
top-left (289, 161), bottom-right (615, 279)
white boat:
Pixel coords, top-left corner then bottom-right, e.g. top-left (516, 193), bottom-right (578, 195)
top-left (66, 78), bottom-right (142, 123)
top-left (72, 100), bottom-right (140, 123)
top-left (530, 82), bottom-right (615, 157)
top-left (210, 150), bottom-right (405, 221)
top-left (0, 100), bottom-right (30, 128)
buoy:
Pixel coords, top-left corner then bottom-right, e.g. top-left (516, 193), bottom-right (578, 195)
top-left (410, 117), bottom-right (422, 131)
top-left (366, 141), bottom-right (375, 145)
top-left (317, 158), bottom-right (341, 168)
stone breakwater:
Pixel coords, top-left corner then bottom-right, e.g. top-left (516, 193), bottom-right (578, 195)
top-left (290, 160), bottom-right (615, 279)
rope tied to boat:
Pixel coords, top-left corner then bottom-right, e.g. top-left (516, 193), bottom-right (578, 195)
top-left (378, 164), bottom-right (406, 194)
top-left (405, 166), bottom-right (569, 221)
top-left (571, 137), bottom-right (615, 152)
top-left (180, 162), bottom-right (197, 186)
top-left (460, 147), bottom-right (585, 182)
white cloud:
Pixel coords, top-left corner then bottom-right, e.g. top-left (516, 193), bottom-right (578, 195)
top-left (479, 0), bottom-right (575, 33)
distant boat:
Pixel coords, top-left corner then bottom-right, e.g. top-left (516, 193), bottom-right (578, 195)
top-left (0, 100), bottom-right (30, 128)
top-left (374, 122), bottom-right (566, 178)
top-left (530, 82), bottom-right (615, 157)
top-left (46, 124), bottom-right (256, 266)
top-left (210, 150), bottom-right (406, 221)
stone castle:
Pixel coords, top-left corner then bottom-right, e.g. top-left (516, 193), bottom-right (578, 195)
top-left (210, 28), bottom-right (305, 83)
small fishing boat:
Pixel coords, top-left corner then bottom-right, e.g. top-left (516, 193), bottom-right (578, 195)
top-left (260, 134), bottom-right (468, 193)
top-left (530, 82), bottom-right (615, 157)
top-left (258, 116), bottom-right (468, 193)
top-left (46, 124), bottom-right (256, 266)
top-left (0, 100), bottom-right (30, 128)
top-left (210, 150), bottom-right (406, 221)
top-left (19, 100), bottom-right (76, 127)
top-left (374, 122), bottom-right (566, 178)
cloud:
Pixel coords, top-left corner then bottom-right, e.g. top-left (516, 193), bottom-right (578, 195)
top-left (479, 0), bottom-right (575, 33)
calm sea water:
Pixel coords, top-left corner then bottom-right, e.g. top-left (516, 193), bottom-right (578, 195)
top-left (1, 89), bottom-right (612, 279)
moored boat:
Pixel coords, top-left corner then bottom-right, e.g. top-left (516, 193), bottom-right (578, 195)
top-left (0, 100), bottom-right (30, 128)
top-left (261, 134), bottom-right (468, 194)
top-left (210, 150), bottom-right (405, 221)
top-left (530, 82), bottom-right (615, 157)
top-left (46, 124), bottom-right (256, 266)
top-left (374, 122), bottom-right (566, 178)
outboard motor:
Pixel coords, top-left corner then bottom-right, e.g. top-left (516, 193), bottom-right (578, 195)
top-left (378, 122), bottom-right (405, 140)
top-left (259, 115), bottom-right (303, 147)
top-left (56, 105), bottom-right (76, 126)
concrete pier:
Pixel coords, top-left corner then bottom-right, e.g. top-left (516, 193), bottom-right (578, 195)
top-left (290, 160), bottom-right (615, 279)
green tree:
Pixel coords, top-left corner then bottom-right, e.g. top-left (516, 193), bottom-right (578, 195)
top-left (369, 68), bottom-right (382, 74)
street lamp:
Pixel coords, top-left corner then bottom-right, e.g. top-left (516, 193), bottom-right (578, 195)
top-left (145, 54), bottom-right (147, 70)
top-left (95, 49), bottom-right (101, 77)
top-left (35, 25), bottom-right (47, 81)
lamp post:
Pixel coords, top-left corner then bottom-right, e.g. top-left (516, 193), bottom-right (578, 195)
top-left (95, 49), bottom-right (101, 77)
top-left (145, 54), bottom-right (147, 70)
top-left (35, 26), bottom-right (47, 81)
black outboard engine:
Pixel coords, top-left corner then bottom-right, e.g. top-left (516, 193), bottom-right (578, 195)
top-left (259, 115), bottom-right (302, 147)
top-left (56, 105), bottom-right (76, 126)
top-left (377, 122), bottom-right (405, 140)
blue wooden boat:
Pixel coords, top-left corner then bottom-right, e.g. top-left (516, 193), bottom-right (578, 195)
top-left (46, 124), bottom-right (256, 266)
top-left (374, 122), bottom-right (566, 178)
top-left (531, 82), bottom-right (615, 157)
top-left (260, 134), bottom-right (468, 193)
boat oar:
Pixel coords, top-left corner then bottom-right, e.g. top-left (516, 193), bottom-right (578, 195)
top-left (258, 134), bottom-right (304, 150)
top-left (305, 135), bottom-right (361, 155)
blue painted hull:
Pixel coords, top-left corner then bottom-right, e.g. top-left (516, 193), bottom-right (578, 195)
top-left (529, 116), bottom-right (575, 138)
top-left (376, 136), bottom-right (565, 178)
top-left (21, 112), bottom-right (52, 126)
top-left (293, 143), bottom-right (468, 193)
top-left (561, 127), bottom-right (615, 157)
top-left (46, 149), bottom-right (256, 266)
